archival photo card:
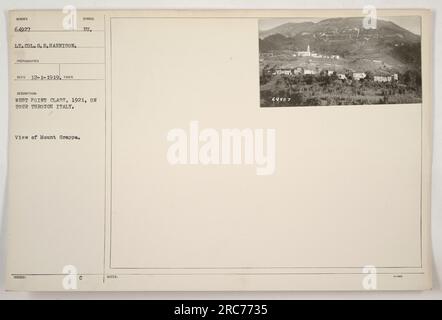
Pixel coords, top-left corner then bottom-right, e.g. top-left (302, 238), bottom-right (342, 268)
top-left (5, 9), bottom-right (432, 291)
top-left (259, 16), bottom-right (422, 107)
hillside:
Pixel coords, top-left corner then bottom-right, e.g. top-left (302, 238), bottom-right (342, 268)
top-left (259, 17), bottom-right (421, 72)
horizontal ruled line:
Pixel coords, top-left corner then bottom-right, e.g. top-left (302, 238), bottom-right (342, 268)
top-left (22, 30), bottom-right (105, 33)
top-left (15, 62), bottom-right (105, 65)
top-left (14, 79), bottom-right (104, 81)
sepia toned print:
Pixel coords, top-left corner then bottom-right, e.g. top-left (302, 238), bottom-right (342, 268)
top-left (259, 17), bottom-right (422, 107)
top-left (6, 10), bottom-right (432, 292)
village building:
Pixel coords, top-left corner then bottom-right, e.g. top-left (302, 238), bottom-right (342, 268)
top-left (374, 76), bottom-right (388, 82)
top-left (304, 69), bottom-right (317, 75)
top-left (353, 72), bottom-right (367, 81)
top-left (374, 73), bottom-right (398, 82)
top-left (293, 67), bottom-right (304, 75)
top-left (294, 44), bottom-right (311, 57)
top-left (293, 44), bottom-right (340, 60)
top-left (273, 68), bottom-right (292, 76)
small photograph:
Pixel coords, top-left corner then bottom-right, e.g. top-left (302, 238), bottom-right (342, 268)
top-left (259, 16), bottom-right (422, 107)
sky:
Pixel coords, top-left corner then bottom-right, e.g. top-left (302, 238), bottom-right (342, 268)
top-left (258, 16), bottom-right (421, 35)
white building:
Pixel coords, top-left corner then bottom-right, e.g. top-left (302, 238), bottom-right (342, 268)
top-left (304, 69), bottom-right (317, 75)
top-left (274, 68), bottom-right (292, 76)
top-left (374, 74), bottom-right (398, 82)
top-left (295, 45), bottom-right (311, 57)
top-left (374, 75), bottom-right (389, 82)
top-left (293, 67), bottom-right (304, 75)
top-left (353, 72), bottom-right (366, 81)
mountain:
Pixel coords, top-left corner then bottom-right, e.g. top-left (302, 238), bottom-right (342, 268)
top-left (259, 17), bottom-right (421, 71)
top-left (259, 21), bottom-right (315, 39)
top-left (259, 33), bottom-right (293, 52)
top-left (260, 17), bottom-right (420, 42)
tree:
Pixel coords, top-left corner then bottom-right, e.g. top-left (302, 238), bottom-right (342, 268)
top-left (365, 71), bottom-right (374, 81)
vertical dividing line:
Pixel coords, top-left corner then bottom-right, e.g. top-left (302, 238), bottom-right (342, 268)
top-left (109, 17), bottom-right (113, 270)
top-left (103, 14), bottom-right (107, 284)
